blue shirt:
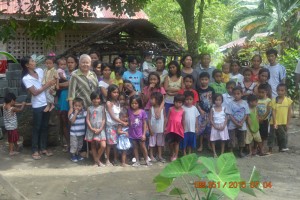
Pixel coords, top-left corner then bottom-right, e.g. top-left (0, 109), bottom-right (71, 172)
top-left (122, 70), bottom-right (143, 92)
top-left (225, 100), bottom-right (250, 131)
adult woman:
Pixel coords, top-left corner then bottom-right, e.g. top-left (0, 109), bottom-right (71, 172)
top-left (21, 56), bottom-right (56, 160)
top-left (181, 55), bottom-right (198, 89)
top-left (58, 55), bottom-right (78, 152)
top-left (68, 54), bottom-right (98, 114)
top-left (110, 57), bottom-right (126, 80)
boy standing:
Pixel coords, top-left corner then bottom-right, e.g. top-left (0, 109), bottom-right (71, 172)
top-left (178, 75), bottom-right (199, 105)
top-left (266, 48), bottom-right (286, 97)
top-left (222, 81), bottom-right (236, 108)
top-left (268, 84), bottom-right (292, 153)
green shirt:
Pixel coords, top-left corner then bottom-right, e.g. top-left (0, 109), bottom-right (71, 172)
top-left (209, 82), bottom-right (227, 94)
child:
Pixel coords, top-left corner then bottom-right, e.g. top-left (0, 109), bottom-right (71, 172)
top-left (222, 81), bottom-right (236, 108)
top-left (42, 55), bottom-right (59, 112)
top-left (196, 72), bottom-right (215, 152)
top-left (245, 94), bottom-right (265, 156)
top-left (69, 98), bottom-right (87, 162)
top-left (178, 75), bottom-right (199, 105)
top-left (128, 95), bottom-right (151, 166)
top-left (253, 68), bottom-right (272, 98)
top-left (105, 85), bottom-right (128, 166)
top-left (114, 67), bottom-right (125, 92)
top-left (257, 84), bottom-right (271, 150)
top-left (119, 92), bottom-right (127, 109)
top-left (230, 61), bottom-right (243, 85)
top-left (148, 92), bottom-right (166, 162)
top-left (85, 92), bottom-right (106, 167)
top-left (250, 55), bottom-right (262, 82)
top-left (165, 94), bottom-right (185, 161)
top-left (221, 62), bottom-right (231, 83)
top-left (142, 52), bottom-right (155, 84)
top-left (210, 94), bottom-right (229, 158)
top-left (57, 58), bottom-right (67, 82)
top-left (123, 56), bottom-right (143, 92)
top-left (3, 93), bottom-right (26, 156)
top-left (266, 49), bottom-right (286, 97)
top-left (240, 68), bottom-right (256, 99)
top-left (268, 84), bottom-right (292, 153)
top-left (117, 108), bottom-right (131, 167)
top-left (123, 80), bottom-right (138, 99)
top-left (226, 86), bottom-right (250, 158)
top-left (164, 61), bottom-right (183, 114)
top-left (155, 57), bottom-right (168, 85)
top-left (210, 69), bottom-right (227, 94)
top-left (99, 63), bottom-right (113, 102)
top-left (180, 91), bottom-right (200, 155)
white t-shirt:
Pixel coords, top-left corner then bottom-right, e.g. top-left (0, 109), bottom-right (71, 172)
top-left (142, 61), bottom-right (156, 80)
top-left (266, 63), bottom-right (286, 97)
top-left (183, 105), bottom-right (200, 133)
top-left (294, 60), bottom-right (300, 74)
top-left (230, 73), bottom-right (243, 85)
top-left (22, 68), bottom-right (47, 108)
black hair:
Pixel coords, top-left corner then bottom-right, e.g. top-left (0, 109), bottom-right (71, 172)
top-left (107, 84), bottom-right (119, 101)
top-left (199, 72), bottom-right (210, 79)
top-left (4, 92), bottom-right (16, 103)
top-left (174, 94), bottom-right (185, 104)
top-left (180, 54), bottom-right (193, 65)
top-left (212, 93), bottom-right (223, 104)
top-left (231, 60), bottom-right (241, 67)
top-left (123, 80), bottom-right (136, 91)
top-left (212, 69), bottom-right (222, 79)
top-left (277, 83), bottom-right (286, 91)
top-left (119, 108), bottom-right (128, 117)
top-left (56, 57), bottom-right (66, 65)
top-left (200, 53), bottom-right (211, 59)
top-left (251, 54), bottom-right (262, 62)
top-left (148, 71), bottom-right (161, 89)
top-left (150, 92), bottom-right (164, 105)
top-left (128, 56), bottom-right (138, 64)
top-left (113, 57), bottom-right (124, 67)
top-left (167, 60), bottom-right (181, 78)
top-left (92, 60), bottom-right (102, 69)
top-left (258, 68), bottom-right (270, 80)
top-left (45, 55), bottom-right (56, 63)
top-left (89, 51), bottom-right (101, 60)
top-left (258, 83), bottom-right (270, 92)
top-left (101, 63), bottom-right (111, 73)
top-left (66, 55), bottom-right (79, 69)
top-left (115, 67), bottom-right (125, 77)
top-left (155, 56), bottom-right (166, 65)
top-left (232, 86), bottom-right (243, 93)
top-left (129, 95), bottom-right (143, 109)
top-left (247, 94), bottom-right (258, 103)
top-left (183, 90), bottom-right (194, 99)
top-left (266, 48), bottom-right (278, 57)
top-left (183, 74), bottom-right (194, 82)
top-left (73, 97), bottom-right (84, 106)
top-left (226, 80), bottom-right (236, 88)
top-left (20, 56), bottom-right (32, 89)
top-left (90, 91), bottom-right (100, 101)
top-left (243, 68), bottom-right (253, 75)
top-left (119, 92), bottom-right (126, 99)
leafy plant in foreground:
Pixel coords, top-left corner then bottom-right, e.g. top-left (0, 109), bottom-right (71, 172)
top-left (153, 153), bottom-right (264, 200)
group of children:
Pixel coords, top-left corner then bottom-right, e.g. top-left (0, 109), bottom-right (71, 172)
top-left (2, 48), bottom-right (293, 166)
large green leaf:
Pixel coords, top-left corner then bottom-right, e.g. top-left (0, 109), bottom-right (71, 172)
top-left (0, 51), bottom-right (18, 63)
top-left (199, 153), bottom-right (241, 200)
top-left (169, 187), bottom-right (185, 195)
top-left (240, 166), bottom-right (265, 196)
top-left (153, 175), bottom-right (174, 192)
top-left (160, 154), bottom-right (206, 178)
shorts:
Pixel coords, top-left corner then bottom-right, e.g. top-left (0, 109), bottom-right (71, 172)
top-left (70, 135), bottom-right (84, 154)
top-left (165, 132), bottom-right (183, 144)
top-left (7, 129), bottom-right (19, 143)
top-left (245, 128), bottom-right (262, 144)
top-left (149, 133), bottom-right (165, 147)
top-left (228, 129), bottom-right (246, 148)
top-left (180, 132), bottom-right (196, 149)
top-left (259, 119), bottom-right (269, 140)
top-left (105, 125), bottom-right (118, 145)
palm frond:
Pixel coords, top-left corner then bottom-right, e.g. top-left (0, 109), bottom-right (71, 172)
top-left (240, 17), bottom-right (268, 32)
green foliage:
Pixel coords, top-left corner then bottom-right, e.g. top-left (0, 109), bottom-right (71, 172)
top-left (0, 51), bottom-right (18, 63)
top-left (153, 153), bottom-right (264, 200)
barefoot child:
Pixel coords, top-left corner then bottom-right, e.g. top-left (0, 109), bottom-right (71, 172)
top-left (230, 61), bottom-right (243, 85)
top-left (148, 92), bottom-right (166, 162)
top-left (250, 55), bottom-right (262, 82)
top-left (210, 94), bottom-right (229, 158)
top-left (178, 75), bottom-right (199, 105)
top-left (117, 108), bottom-right (131, 167)
top-left (253, 68), bottom-right (272, 98)
top-left (85, 92), bottom-right (106, 167)
top-left (221, 62), bottom-right (230, 83)
top-left (3, 93), bottom-right (26, 156)
top-left (165, 94), bottom-right (185, 161)
top-left (210, 69), bottom-right (227, 94)
top-left (241, 68), bottom-right (256, 100)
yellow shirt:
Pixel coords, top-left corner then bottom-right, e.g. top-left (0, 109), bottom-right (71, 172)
top-left (270, 97), bottom-right (293, 125)
top-left (113, 78), bottom-right (123, 87)
top-left (222, 72), bottom-right (230, 83)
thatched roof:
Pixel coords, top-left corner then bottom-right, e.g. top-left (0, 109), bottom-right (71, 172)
top-left (61, 19), bottom-right (184, 57)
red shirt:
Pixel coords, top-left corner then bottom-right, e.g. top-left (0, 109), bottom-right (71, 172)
top-left (178, 89), bottom-right (199, 105)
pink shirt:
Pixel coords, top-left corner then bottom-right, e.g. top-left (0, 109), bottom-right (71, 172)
top-left (142, 86), bottom-right (166, 110)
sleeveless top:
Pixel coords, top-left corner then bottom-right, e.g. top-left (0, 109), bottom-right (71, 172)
top-left (165, 76), bottom-right (182, 103)
top-left (150, 107), bottom-right (164, 133)
top-left (212, 106), bottom-right (226, 124)
top-left (105, 102), bottom-right (121, 126)
top-left (3, 106), bottom-right (17, 130)
top-left (165, 107), bottom-right (184, 137)
top-left (88, 105), bottom-right (104, 129)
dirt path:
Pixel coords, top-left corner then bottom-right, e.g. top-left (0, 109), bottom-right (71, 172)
top-left (1, 118), bottom-right (300, 200)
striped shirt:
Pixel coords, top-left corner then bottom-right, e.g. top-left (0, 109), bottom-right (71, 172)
top-left (3, 106), bottom-right (17, 130)
top-left (69, 111), bottom-right (87, 136)
top-left (68, 69), bottom-right (98, 108)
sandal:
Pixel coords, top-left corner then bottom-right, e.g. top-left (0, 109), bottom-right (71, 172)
top-left (32, 153), bottom-right (41, 160)
top-left (9, 151), bottom-right (20, 156)
top-left (41, 150), bottom-right (53, 157)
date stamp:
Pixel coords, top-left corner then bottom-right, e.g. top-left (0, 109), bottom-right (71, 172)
top-left (194, 181), bottom-right (272, 189)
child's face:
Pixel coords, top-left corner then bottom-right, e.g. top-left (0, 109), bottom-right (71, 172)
top-left (156, 60), bottom-right (164, 71)
top-left (124, 83), bottom-right (134, 91)
top-left (74, 102), bottom-right (83, 112)
top-left (111, 89), bottom-right (119, 100)
top-left (214, 72), bottom-right (222, 83)
top-left (102, 67), bottom-right (111, 78)
top-left (222, 63), bottom-right (230, 74)
top-left (90, 53), bottom-right (99, 62)
top-left (267, 54), bottom-right (277, 65)
top-left (185, 96), bottom-right (194, 106)
top-left (252, 56), bottom-right (261, 68)
top-left (130, 99), bottom-right (139, 110)
top-left (259, 72), bottom-right (269, 83)
top-left (201, 55), bottom-right (211, 67)
top-left (149, 75), bottom-right (159, 86)
top-left (277, 86), bottom-right (286, 97)
top-left (45, 59), bottom-right (55, 70)
top-left (249, 100), bottom-right (258, 108)
top-left (119, 95), bottom-right (126, 106)
top-left (92, 96), bottom-right (101, 106)
top-left (214, 96), bottom-right (222, 106)
top-left (243, 71), bottom-right (252, 81)
top-left (114, 59), bottom-right (123, 67)
top-left (231, 63), bottom-right (240, 74)
top-left (226, 84), bottom-right (235, 95)
top-left (129, 60), bottom-right (138, 71)
top-left (174, 101), bottom-right (183, 109)
top-left (258, 89), bottom-right (267, 99)
top-left (233, 90), bottom-right (242, 101)
top-left (94, 64), bottom-right (102, 76)
top-left (200, 77), bottom-right (209, 87)
top-left (145, 55), bottom-right (152, 62)
top-left (115, 73), bottom-right (122, 80)
top-left (150, 97), bottom-right (157, 106)
top-left (120, 114), bottom-right (128, 123)
top-left (10, 99), bottom-right (16, 106)
top-left (169, 64), bottom-right (177, 75)
top-left (184, 78), bottom-right (193, 89)
top-left (58, 60), bottom-right (67, 70)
